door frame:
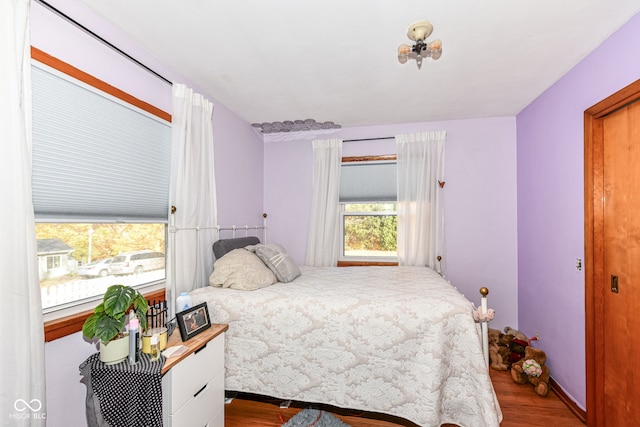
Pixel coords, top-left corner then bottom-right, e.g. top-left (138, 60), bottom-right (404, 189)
top-left (584, 78), bottom-right (640, 426)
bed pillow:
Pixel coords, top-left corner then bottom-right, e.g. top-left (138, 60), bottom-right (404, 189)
top-left (209, 248), bottom-right (276, 290)
top-left (250, 243), bottom-right (301, 283)
top-left (212, 236), bottom-right (260, 259)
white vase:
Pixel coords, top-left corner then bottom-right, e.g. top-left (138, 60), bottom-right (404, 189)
top-left (99, 335), bottom-right (130, 365)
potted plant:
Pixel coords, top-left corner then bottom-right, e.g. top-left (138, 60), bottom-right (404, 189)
top-left (82, 284), bottom-right (148, 364)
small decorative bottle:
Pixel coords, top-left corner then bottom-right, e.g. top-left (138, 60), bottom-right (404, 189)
top-left (176, 292), bottom-right (192, 312)
top-left (129, 316), bottom-right (140, 365)
top-left (149, 334), bottom-right (160, 361)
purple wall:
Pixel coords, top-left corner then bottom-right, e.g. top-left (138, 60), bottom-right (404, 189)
top-left (263, 117), bottom-right (519, 332)
top-left (32, 1), bottom-right (264, 424)
top-left (516, 12), bottom-right (640, 409)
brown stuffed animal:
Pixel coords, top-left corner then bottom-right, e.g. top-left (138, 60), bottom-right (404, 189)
top-left (511, 346), bottom-right (551, 397)
top-left (488, 328), bottom-right (509, 371)
top-left (508, 338), bottom-right (528, 364)
top-left (503, 326), bottom-right (528, 342)
top-left (497, 333), bottom-right (514, 368)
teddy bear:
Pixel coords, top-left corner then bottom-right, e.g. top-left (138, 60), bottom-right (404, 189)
top-left (503, 325), bottom-right (528, 342)
top-left (497, 333), bottom-right (513, 359)
top-left (508, 338), bottom-right (528, 365)
top-left (488, 328), bottom-right (509, 371)
top-left (511, 346), bottom-right (551, 397)
top-left (496, 333), bottom-right (514, 368)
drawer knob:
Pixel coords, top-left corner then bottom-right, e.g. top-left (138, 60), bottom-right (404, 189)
top-left (194, 343), bottom-right (208, 354)
top-left (194, 384), bottom-right (207, 398)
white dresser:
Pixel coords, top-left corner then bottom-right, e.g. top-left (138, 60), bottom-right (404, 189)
top-left (162, 324), bottom-right (228, 427)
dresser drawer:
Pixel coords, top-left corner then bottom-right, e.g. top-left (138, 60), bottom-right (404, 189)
top-left (205, 402), bottom-right (225, 427)
top-left (168, 333), bottom-right (224, 412)
top-left (170, 369), bottom-right (224, 427)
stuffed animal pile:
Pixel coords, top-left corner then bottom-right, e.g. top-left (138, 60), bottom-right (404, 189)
top-left (487, 326), bottom-right (527, 370)
top-left (487, 326), bottom-right (551, 397)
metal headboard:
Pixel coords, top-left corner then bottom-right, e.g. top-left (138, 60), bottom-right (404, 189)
top-left (213, 213), bottom-right (268, 243)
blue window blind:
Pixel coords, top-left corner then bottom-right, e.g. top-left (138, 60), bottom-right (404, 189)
top-left (339, 162), bottom-right (397, 202)
top-left (31, 64), bottom-right (171, 222)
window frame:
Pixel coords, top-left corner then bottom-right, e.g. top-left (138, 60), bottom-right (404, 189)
top-left (338, 155), bottom-right (399, 267)
top-left (32, 47), bottom-right (171, 338)
top-left (46, 255), bottom-right (61, 270)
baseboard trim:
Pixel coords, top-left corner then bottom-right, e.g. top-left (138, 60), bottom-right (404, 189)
top-left (550, 377), bottom-right (586, 424)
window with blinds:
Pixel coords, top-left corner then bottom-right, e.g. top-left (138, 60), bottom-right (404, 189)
top-left (339, 160), bottom-right (398, 262)
top-left (31, 61), bottom-right (171, 312)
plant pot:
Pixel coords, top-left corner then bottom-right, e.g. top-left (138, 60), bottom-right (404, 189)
top-left (99, 335), bottom-right (130, 365)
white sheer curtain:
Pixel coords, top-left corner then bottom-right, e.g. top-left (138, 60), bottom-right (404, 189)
top-left (0, 0), bottom-right (46, 424)
top-left (396, 131), bottom-right (446, 271)
top-left (305, 139), bottom-right (343, 266)
top-left (168, 84), bottom-right (217, 315)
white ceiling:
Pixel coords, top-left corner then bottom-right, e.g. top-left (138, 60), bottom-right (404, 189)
top-left (77, 0), bottom-right (639, 129)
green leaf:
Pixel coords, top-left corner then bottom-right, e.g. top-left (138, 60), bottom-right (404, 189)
top-left (103, 285), bottom-right (136, 318)
top-left (95, 315), bottom-right (125, 344)
top-left (82, 313), bottom-right (98, 339)
top-left (93, 302), bottom-right (105, 314)
top-left (133, 294), bottom-right (149, 332)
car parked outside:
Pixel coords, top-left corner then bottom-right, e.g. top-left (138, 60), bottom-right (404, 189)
top-left (109, 250), bottom-right (165, 275)
top-left (78, 258), bottom-right (113, 277)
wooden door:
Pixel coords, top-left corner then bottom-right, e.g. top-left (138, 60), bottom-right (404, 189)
top-left (602, 100), bottom-right (640, 426)
top-left (586, 80), bottom-right (640, 427)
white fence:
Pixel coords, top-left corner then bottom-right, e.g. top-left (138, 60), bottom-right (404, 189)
top-left (41, 270), bottom-right (165, 310)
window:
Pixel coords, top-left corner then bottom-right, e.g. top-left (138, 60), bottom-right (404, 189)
top-left (339, 158), bottom-right (398, 262)
top-left (46, 256), bottom-right (61, 270)
top-left (36, 224), bottom-right (166, 310)
top-left (31, 52), bottom-right (171, 313)
top-left (341, 203), bottom-right (397, 260)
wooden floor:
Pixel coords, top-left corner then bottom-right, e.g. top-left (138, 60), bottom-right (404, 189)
top-left (224, 369), bottom-right (586, 426)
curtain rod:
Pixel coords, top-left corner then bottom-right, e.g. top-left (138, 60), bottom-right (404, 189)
top-left (34, 0), bottom-right (173, 86)
top-left (343, 137), bottom-right (395, 142)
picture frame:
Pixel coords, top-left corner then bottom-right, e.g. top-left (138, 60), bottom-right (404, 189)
top-left (176, 302), bottom-right (211, 342)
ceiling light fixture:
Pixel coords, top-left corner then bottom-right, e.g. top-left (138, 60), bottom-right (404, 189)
top-left (251, 119), bottom-right (341, 134)
top-left (397, 20), bottom-right (443, 69)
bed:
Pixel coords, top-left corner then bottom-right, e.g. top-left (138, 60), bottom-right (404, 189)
top-left (189, 238), bottom-right (502, 427)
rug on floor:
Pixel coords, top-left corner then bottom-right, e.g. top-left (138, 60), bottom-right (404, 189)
top-left (281, 408), bottom-right (351, 427)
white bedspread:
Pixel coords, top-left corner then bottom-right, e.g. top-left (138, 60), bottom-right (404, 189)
top-left (190, 266), bottom-right (502, 427)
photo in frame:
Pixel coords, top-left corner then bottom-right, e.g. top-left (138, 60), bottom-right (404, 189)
top-left (176, 302), bottom-right (211, 341)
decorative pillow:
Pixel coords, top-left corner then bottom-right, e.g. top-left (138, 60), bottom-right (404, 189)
top-left (250, 243), bottom-right (301, 283)
top-left (212, 236), bottom-right (260, 260)
top-left (209, 248), bottom-right (276, 290)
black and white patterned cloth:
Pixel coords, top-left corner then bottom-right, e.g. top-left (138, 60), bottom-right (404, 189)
top-left (80, 352), bottom-right (165, 427)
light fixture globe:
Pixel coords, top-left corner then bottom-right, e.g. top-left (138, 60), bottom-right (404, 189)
top-left (398, 44), bottom-right (411, 56)
top-left (428, 39), bottom-right (443, 60)
top-left (397, 43), bottom-right (411, 63)
top-left (397, 19), bottom-right (443, 69)
top-left (407, 20), bottom-right (433, 42)
top-left (428, 39), bottom-right (442, 52)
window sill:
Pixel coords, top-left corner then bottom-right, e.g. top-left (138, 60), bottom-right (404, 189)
top-left (43, 288), bottom-right (166, 342)
top-left (337, 261), bottom-right (398, 267)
